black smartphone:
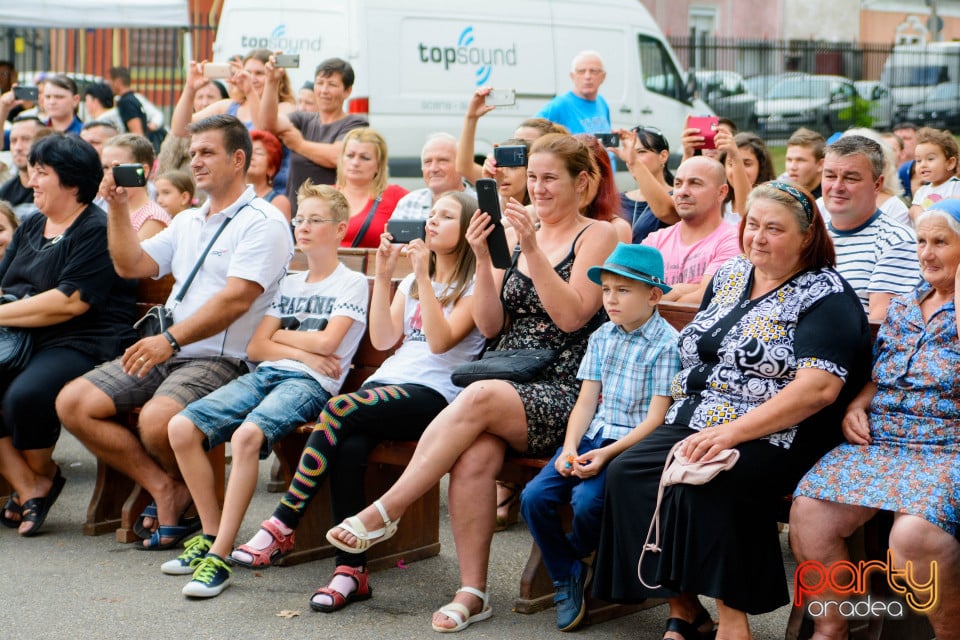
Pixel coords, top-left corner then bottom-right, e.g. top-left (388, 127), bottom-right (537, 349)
top-left (112, 163), bottom-right (147, 188)
top-left (494, 145), bottom-right (527, 167)
top-left (595, 132), bottom-right (620, 148)
top-left (475, 178), bottom-right (512, 269)
top-left (274, 54), bottom-right (301, 68)
top-left (13, 86), bottom-right (38, 102)
top-left (386, 218), bottom-right (426, 244)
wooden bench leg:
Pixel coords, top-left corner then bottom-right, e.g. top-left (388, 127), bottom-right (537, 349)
top-left (266, 455), bottom-right (286, 493)
top-left (83, 461), bottom-right (135, 536)
top-left (84, 445), bottom-right (225, 540)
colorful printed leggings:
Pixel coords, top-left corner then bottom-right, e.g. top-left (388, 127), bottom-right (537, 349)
top-left (272, 382), bottom-right (447, 567)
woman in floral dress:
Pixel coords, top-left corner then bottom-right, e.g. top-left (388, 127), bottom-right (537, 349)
top-left (792, 200), bottom-right (960, 640)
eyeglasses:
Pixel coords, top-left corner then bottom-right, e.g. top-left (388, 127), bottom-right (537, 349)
top-left (292, 216), bottom-right (338, 227)
top-left (573, 68), bottom-right (605, 76)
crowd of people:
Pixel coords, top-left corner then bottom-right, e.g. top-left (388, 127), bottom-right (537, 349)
top-left (0, 48), bottom-right (956, 640)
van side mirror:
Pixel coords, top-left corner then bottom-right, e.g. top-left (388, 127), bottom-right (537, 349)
top-left (683, 73), bottom-right (697, 104)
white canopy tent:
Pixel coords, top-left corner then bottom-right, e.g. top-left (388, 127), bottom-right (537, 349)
top-left (0, 1), bottom-right (190, 28)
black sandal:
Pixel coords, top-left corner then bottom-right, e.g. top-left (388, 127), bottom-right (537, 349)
top-left (663, 610), bottom-right (716, 640)
top-left (0, 492), bottom-right (21, 528)
top-left (495, 481), bottom-right (520, 532)
top-left (19, 467), bottom-right (66, 538)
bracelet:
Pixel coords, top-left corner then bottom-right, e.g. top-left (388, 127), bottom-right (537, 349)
top-left (162, 330), bottom-right (181, 353)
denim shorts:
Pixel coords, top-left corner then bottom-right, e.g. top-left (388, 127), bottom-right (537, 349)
top-left (179, 365), bottom-right (331, 459)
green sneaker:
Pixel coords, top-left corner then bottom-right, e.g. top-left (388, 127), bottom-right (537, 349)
top-left (182, 554), bottom-right (232, 598)
top-left (161, 534), bottom-right (213, 576)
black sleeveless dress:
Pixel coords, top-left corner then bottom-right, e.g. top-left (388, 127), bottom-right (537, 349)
top-left (494, 227), bottom-right (605, 456)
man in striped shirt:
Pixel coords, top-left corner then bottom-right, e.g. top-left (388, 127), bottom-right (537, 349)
top-left (821, 135), bottom-right (919, 322)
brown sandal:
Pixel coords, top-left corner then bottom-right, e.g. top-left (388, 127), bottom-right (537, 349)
top-left (309, 565), bottom-right (372, 613)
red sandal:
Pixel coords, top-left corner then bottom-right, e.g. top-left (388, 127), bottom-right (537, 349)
top-left (309, 565), bottom-right (372, 613)
top-left (229, 519), bottom-right (295, 568)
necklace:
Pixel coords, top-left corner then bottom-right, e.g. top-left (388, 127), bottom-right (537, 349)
top-left (44, 202), bottom-right (86, 243)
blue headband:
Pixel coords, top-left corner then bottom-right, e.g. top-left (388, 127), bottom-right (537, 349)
top-left (768, 181), bottom-right (814, 221)
top-left (927, 198), bottom-right (960, 227)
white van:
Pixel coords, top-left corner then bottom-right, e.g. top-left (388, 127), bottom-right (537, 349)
top-left (881, 42), bottom-right (960, 119)
top-left (212, 0), bottom-right (710, 174)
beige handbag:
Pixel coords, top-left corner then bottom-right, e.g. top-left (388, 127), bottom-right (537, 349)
top-left (637, 437), bottom-right (740, 589)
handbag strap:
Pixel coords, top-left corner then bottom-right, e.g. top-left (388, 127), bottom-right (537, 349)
top-left (351, 196), bottom-right (382, 248)
top-left (637, 439), bottom-right (685, 590)
top-left (170, 206), bottom-right (240, 305)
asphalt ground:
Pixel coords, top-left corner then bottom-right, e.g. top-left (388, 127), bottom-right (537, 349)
top-left (0, 431), bottom-right (798, 640)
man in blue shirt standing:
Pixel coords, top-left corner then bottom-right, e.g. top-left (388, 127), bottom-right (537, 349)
top-left (536, 50), bottom-right (611, 134)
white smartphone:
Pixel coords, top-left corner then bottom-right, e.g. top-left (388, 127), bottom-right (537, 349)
top-left (485, 88), bottom-right (516, 107)
top-left (203, 62), bottom-right (233, 79)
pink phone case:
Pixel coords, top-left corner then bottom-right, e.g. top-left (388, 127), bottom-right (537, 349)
top-left (688, 116), bottom-right (719, 150)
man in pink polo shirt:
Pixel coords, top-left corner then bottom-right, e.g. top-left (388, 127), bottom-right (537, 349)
top-left (642, 156), bottom-right (740, 304)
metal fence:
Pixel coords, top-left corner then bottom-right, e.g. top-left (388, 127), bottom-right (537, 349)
top-left (0, 25), bottom-right (217, 117)
top-left (670, 34), bottom-right (960, 136)
top-left (669, 34), bottom-right (896, 84)
top-left (3, 27), bottom-right (960, 136)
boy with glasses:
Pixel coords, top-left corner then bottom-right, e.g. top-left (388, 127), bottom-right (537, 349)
top-left (163, 182), bottom-right (369, 598)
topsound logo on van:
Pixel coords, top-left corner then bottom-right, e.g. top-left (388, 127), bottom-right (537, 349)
top-left (417, 26), bottom-right (517, 85)
top-left (241, 25), bottom-right (322, 53)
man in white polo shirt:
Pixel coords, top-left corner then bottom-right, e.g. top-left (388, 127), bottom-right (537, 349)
top-left (59, 114), bottom-right (293, 548)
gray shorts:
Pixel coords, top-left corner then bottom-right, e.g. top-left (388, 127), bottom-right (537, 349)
top-left (83, 356), bottom-right (249, 413)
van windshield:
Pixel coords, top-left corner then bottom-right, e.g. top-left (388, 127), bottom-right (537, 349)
top-left (881, 65), bottom-right (948, 88)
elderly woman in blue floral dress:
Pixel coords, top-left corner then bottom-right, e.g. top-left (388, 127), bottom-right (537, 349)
top-left (791, 200), bottom-right (960, 640)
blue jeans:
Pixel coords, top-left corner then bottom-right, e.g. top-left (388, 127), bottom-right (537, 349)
top-left (520, 432), bottom-right (613, 582)
top-left (180, 365), bottom-right (331, 459)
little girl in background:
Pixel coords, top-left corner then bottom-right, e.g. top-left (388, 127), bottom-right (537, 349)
top-left (910, 127), bottom-right (960, 224)
top-left (154, 170), bottom-right (195, 217)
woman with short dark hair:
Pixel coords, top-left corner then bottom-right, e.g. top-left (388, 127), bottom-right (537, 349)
top-left (0, 134), bottom-right (137, 537)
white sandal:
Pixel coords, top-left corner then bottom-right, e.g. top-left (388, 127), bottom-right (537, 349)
top-left (431, 586), bottom-right (493, 633)
top-left (325, 499), bottom-right (400, 554)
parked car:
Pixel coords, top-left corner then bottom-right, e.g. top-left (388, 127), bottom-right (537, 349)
top-left (854, 80), bottom-right (895, 131)
top-left (755, 75), bottom-right (860, 137)
top-left (743, 72), bottom-right (808, 100)
top-left (694, 70), bottom-right (757, 131)
top-left (904, 82), bottom-right (960, 131)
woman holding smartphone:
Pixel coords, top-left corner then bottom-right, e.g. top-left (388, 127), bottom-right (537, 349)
top-left (231, 192), bottom-right (485, 612)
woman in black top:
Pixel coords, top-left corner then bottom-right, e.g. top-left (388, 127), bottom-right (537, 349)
top-left (0, 134), bottom-right (137, 537)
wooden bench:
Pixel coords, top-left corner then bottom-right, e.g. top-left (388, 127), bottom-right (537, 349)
top-left (268, 301), bottom-right (706, 621)
top-left (83, 275), bottom-right (226, 541)
top-left (84, 249), bottom-right (410, 540)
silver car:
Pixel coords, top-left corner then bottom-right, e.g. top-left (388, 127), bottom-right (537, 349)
top-left (694, 70), bottom-right (757, 131)
top-left (755, 75), bottom-right (860, 137)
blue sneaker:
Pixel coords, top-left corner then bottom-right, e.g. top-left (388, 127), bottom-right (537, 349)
top-left (182, 553), bottom-right (232, 598)
top-left (161, 534), bottom-right (213, 575)
top-left (554, 561), bottom-right (591, 631)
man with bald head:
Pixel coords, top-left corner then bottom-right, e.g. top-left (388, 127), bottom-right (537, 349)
top-left (389, 132), bottom-right (474, 220)
top-left (642, 156), bottom-right (740, 303)
top-left (535, 50), bottom-right (611, 134)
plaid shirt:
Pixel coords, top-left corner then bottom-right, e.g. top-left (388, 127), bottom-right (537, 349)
top-left (579, 311), bottom-right (680, 442)
top-left (388, 181), bottom-right (477, 221)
